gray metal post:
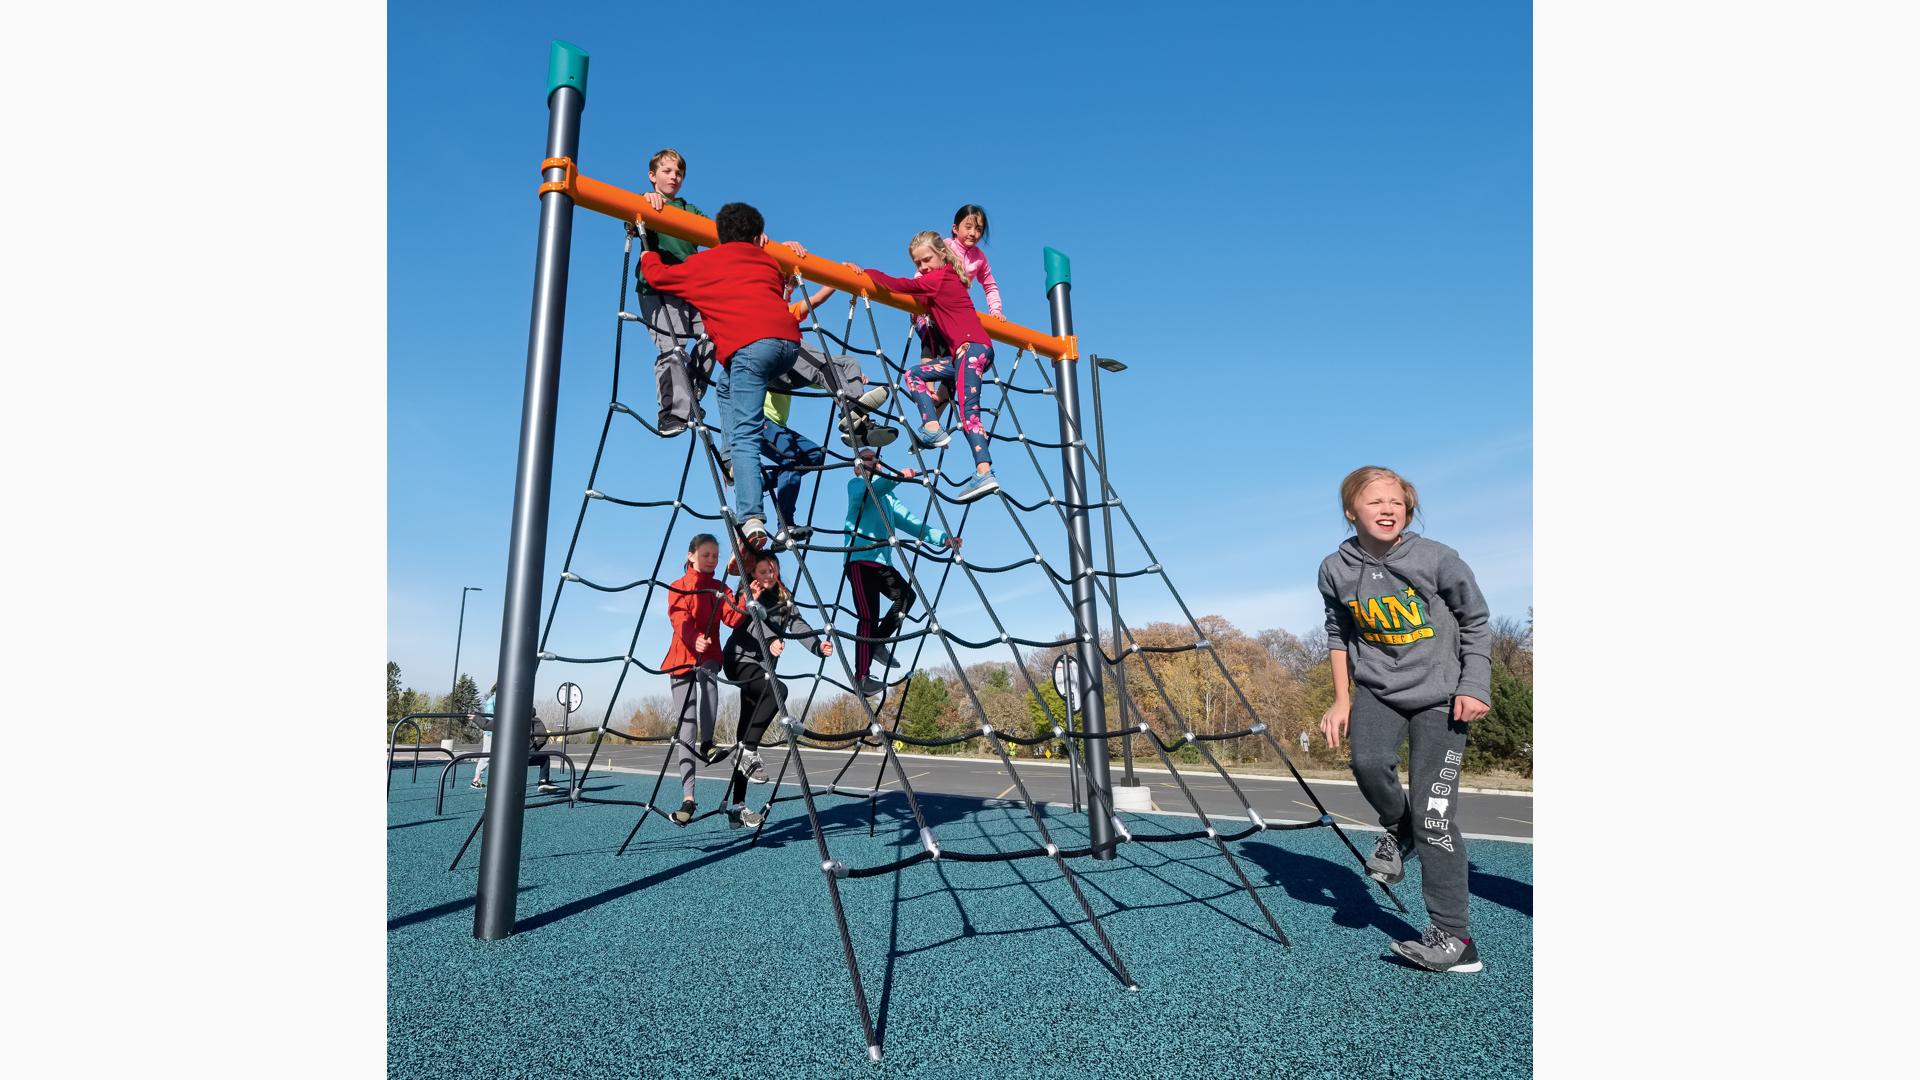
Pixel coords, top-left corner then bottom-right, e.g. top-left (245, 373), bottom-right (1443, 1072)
top-left (474, 40), bottom-right (588, 941)
top-left (448, 585), bottom-right (481, 747)
top-left (1089, 357), bottom-right (1135, 787)
top-left (1044, 248), bottom-right (1113, 860)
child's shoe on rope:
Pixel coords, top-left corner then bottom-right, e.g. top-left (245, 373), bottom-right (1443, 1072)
top-left (1366, 832), bottom-right (1415, 886)
top-left (670, 798), bottom-right (698, 826)
top-left (911, 424), bottom-right (951, 450)
top-left (743, 752), bottom-right (771, 784)
top-left (1390, 926), bottom-right (1482, 973)
top-left (741, 518), bottom-right (771, 551)
top-left (954, 469), bottom-right (1001, 503)
top-left (857, 386), bottom-right (891, 412)
top-left (727, 804), bottom-right (764, 829)
top-left (871, 641), bottom-right (896, 670)
top-left (841, 415), bottom-right (900, 449)
top-left (859, 676), bottom-right (888, 697)
top-left (774, 525), bottom-right (812, 550)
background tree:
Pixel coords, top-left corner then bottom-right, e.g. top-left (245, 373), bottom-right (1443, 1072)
top-left (448, 674), bottom-right (483, 739)
top-left (623, 695), bottom-right (671, 739)
top-left (387, 661), bottom-right (404, 727)
top-left (898, 673), bottom-right (954, 750)
top-left (1491, 615), bottom-right (1534, 682)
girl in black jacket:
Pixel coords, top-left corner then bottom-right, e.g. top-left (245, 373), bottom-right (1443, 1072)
top-left (721, 552), bottom-right (832, 826)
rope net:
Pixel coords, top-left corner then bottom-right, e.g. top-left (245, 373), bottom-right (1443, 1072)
top-left (477, 222), bottom-right (1405, 1059)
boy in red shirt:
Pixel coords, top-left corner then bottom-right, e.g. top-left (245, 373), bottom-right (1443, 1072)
top-left (640, 203), bottom-right (802, 550)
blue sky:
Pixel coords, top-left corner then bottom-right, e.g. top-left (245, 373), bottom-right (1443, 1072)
top-left (388, 0), bottom-right (1532, 717)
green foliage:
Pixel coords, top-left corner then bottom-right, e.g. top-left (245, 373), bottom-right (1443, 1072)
top-left (1466, 656), bottom-right (1532, 773)
top-left (387, 661), bottom-right (404, 725)
top-left (899, 673), bottom-right (954, 750)
top-left (984, 666), bottom-right (1012, 692)
top-left (449, 674), bottom-right (482, 714)
top-left (1026, 683), bottom-right (1067, 739)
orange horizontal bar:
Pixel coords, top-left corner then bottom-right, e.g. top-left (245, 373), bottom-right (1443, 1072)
top-left (567, 171), bottom-right (1075, 361)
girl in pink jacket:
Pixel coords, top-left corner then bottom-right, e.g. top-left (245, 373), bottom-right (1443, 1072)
top-left (914, 205), bottom-right (1001, 367)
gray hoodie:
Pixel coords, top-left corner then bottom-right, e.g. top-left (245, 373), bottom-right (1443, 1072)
top-left (1318, 533), bottom-right (1492, 712)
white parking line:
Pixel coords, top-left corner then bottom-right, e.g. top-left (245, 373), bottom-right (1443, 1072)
top-left (1298, 800), bottom-right (1368, 827)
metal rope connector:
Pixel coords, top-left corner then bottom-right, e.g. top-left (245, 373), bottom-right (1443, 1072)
top-left (822, 859), bottom-right (849, 878)
top-left (585, 489), bottom-right (605, 499)
top-left (1247, 809), bottom-right (1266, 830)
top-left (561, 571), bottom-right (580, 582)
top-left (618, 311), bottom-right (640, 321)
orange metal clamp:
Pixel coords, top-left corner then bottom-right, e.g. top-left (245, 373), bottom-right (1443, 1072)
top-left (537, 156), bottom-right (578, 197)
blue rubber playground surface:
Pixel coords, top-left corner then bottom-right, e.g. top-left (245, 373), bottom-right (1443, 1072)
top-left (387, 767), bottom-right (1533, 1078)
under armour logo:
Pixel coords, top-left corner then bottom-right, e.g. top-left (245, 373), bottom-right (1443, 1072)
top-left (1370, 571), bottom-right (1385, 580)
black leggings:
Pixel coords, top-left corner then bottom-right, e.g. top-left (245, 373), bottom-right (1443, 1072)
top-left (725, 656), bottom-right (784, 805)
top-left (845, 560), bottom-right (912, 683)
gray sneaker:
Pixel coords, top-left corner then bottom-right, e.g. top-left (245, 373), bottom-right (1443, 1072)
top-left (743, 753), bottom-right (770, 784)
top-left (857, 386), bottom-right (890, 411)
top-left (727, 805), bottom-right (764, 829)
top-left (1390, 926), bottom-right (1482, 973)
top-left (1366, 832), bottom-right (1414, 885)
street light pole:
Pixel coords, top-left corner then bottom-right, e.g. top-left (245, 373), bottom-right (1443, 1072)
top-left (1090, 355), bottom-right (1134, 787)
top-left (447, 586), bottom-right (483, 749)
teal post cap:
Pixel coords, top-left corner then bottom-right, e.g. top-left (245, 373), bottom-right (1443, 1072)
top-left (1043, 247), bottom-right (1071, 294)
top-left (548, 40), bottom-right (589, 101)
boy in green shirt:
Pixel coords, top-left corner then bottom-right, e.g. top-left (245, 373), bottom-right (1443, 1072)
top-left (634, 148), bottom-right (714, 437)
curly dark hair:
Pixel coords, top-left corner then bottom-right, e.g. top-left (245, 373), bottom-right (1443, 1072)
top-left (715, 202), bottom-right (765, 245)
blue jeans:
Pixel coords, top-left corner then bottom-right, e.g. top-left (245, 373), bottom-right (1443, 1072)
top-left (715, 338), bottom-right (800, 525)
top-left (758, 420), bottom-right (823, 528)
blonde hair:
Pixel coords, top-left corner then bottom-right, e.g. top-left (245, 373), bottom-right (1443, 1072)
top-left (649, 147), bottom-right (686, 176)
top-left (1339, 466), bottom-right (1419, 528)
top-left (908, 230), bottom-right (970, 285)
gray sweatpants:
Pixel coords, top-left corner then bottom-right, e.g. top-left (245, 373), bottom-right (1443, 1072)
top-left (641, 292), bottom-right (716, 431)
top-left (775, 347), bottom-right (870, 410)
top-left (1348, 683), bottom-right (1471, 937)
top-left (670, 662), bottom-right (720, 801)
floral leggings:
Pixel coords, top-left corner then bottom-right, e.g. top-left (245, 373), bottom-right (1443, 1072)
top-left (902, 341), bottom-right (994, 469)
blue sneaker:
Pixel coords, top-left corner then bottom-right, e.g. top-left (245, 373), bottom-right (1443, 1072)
top-left (954, 470), bottom-right (1001, 503)
top-left (912, 425), bottom-right (951, 450)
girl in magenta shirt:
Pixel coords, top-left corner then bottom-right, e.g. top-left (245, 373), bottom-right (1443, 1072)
top-left (858, 232), bottom-right (1002, 504)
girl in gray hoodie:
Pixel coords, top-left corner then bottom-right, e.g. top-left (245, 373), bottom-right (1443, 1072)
top-left (1317, 466), bottom-right (1493, 973)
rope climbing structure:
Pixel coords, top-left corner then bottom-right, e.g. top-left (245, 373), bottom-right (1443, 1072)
top-left (467, 40), bottom-right (1409, 1065)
